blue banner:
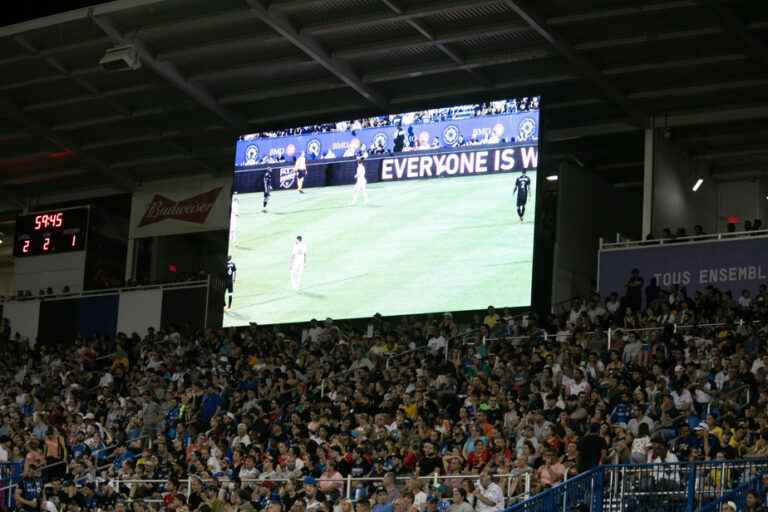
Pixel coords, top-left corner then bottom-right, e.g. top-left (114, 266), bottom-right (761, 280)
top-left (233, 144), bottom-right (537, 194)
top-left (599, 237), bottom-right (768, 301)
top-left (234, 110), bottom-right (539, 169)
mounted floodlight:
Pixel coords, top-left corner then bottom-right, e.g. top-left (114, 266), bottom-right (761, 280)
top-left (99, 45), bottom-right (141, 71)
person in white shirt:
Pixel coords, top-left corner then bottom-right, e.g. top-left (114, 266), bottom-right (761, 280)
top-left (427, 332), bottom-right (447, 354)
top-left (290, 236), bottom-right (308, 291)
top-left (229, 192), bottom-right (240, 246)
top-left (408, 477), bottom-right (428, 511)
top-left (623, 334), bottom-right (643, 364)
top-left (648, 441), bottom-right (680, 484)
top-left (605, 293), bottom-right (621, 315)
top-left (738, 290), bottom-right (752, 308)
top-left (670, 382), bottom-right (694, 412)
top-left (0, 437), bottom-right (8, 463)
top-left (231, 423), bottom-right (252, 449)
top-left (98, 371), bottom-right (113, 388)
top-left (351, 154), bottom-right (369, 205)
top-left (474, 472), bottom-right (504, 512)
top-left (751, 353), bottom-right (768, 375)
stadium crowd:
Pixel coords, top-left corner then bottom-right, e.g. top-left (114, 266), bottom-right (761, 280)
top-left (241, 98), bottom-right (539, 141)
top-left (1, 271), bottom-right (768, 512)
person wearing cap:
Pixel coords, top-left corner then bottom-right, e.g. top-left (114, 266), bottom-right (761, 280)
top-left (723, 501), bottom-right (738, 512)
top-left (303, 475), bottom-right (325, 511)
top-left (424, 495), bottom-right (440, 512)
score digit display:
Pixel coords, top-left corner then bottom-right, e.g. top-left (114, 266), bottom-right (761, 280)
top-left (14, 207), bottom-right (89, 257)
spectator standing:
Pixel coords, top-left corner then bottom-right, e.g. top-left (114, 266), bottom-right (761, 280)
top-left (577, 424), bottom-right (607, 473)
top-left (625, 268), bottom-right (644, 312)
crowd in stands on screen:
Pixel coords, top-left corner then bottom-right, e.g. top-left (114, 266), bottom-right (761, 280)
top-left (238, 98), bottom-right (539, 142)
top-left (645, 219), bottom-right (764, 242)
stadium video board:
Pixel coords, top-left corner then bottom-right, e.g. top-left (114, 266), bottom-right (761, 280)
top-left (226, 97), bottom-right (540, 326)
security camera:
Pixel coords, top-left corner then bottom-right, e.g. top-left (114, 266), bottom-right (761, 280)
top-left (99, 45), bottom-right (141, 71)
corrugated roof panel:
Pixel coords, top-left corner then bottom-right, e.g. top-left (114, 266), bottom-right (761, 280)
top-left (419, 0), bottom-right (513, 23)
top-left (458, 29), bottom-right (546, 53)
top-left (556, 6), bottom-right (715, 44)
top-left (207, 63), bottom-right (331, 97)
top-left (176, 45), bottom-right (309, 79)
top-left (139, 14), bottom-right (277, 53)
top-left (19, 18), bottom-right (105, 52)
top-left (350, 44), bottom-right (449, 71)
top-left (315, 19), bottom-right (418, 50)
top-left (287, 0), bottom-right (384, 27)
top-left (108, 0), bottom-right (245, 33)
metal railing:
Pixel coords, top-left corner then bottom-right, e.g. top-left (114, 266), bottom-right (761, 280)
top-left (506, 459), bottom-right (768, 512)
top-left (506, 466), bottom-right (604, 512)
top-left (600, 229), bottom-right (768, 250)
top-left (110, 471), bottom-right (530, 504)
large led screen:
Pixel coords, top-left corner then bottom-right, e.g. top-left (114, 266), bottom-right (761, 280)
top-left (226, 97), bottom-right (540, 326)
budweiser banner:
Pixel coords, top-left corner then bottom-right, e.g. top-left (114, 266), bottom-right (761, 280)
top-left (130, 177), bottom-right (232, 238)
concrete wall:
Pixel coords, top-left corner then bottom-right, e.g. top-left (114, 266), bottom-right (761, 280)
top-left (553, 163), bottom-right (641, 303)
top-left (652, 132), bottom-right (717, 235)
top-left (717, 180), bottom-right (762, 232)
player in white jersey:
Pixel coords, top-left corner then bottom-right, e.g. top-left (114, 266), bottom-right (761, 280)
top-left (229, 192), bottom-right (240, 246)
top-left (294, 152), bottom-right (307, 194)
top-left (351, 154), bottom-right (369, 205)
top-left (290, 235), bottom-right (307, 290)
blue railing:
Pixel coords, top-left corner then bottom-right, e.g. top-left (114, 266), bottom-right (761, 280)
top-left (506, 459), bottom-right (768, 512)
top-left (699, 475), bottom-right (763, 512)
top-left (506, 467), bottom-right (604, 512)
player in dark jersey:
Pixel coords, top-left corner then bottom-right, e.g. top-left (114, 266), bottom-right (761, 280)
top-left (225, 255), bottom-right (236, 310)
top-left (263, 168), bottom-right (273, 212)
top-left (513, 169), bottom-right (531, 222)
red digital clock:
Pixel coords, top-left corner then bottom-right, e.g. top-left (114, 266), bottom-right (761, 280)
top-left (14, 206), bottom-right (89, 257)
top-left (33, 212), bottom-right (64, 230)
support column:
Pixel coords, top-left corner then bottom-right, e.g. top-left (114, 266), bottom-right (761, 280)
top-left (642, 127), bottom-right (654, 237)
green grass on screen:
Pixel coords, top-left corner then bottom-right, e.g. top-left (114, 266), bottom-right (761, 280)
top-left (224, 172), bottom-right (536, 326)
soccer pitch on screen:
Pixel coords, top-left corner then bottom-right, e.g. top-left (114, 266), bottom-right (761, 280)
top-left (224, 172), bottom-right (536, 326)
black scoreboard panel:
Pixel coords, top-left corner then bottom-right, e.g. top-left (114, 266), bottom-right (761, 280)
top-left (14, 206), bottom-right (89, 257)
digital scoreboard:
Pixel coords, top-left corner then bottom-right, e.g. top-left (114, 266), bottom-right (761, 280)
top-left (14, 206), bottom-right (89, 257)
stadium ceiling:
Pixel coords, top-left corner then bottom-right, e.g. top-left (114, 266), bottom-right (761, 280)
top-left (0, 0), bottom-right (767, 205)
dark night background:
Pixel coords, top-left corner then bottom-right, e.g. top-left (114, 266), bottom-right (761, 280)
top-left (1, 1), bottom-right (105, 27)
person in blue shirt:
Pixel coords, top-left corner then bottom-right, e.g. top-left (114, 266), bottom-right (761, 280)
top-left (15, 469), bottom-right (42, 512)
top-left (372, 486), bottom-right (394, 512)
top-left (200, 386), bottom-right (222, 427)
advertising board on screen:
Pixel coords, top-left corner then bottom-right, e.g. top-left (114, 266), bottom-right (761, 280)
top-left (225, 97), bottom-right (540, 326)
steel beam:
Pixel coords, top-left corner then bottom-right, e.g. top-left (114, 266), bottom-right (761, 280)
top-left (333, 21), bottom-right (532, 59)
top-left (0, 0), bottom-right (170, 38)
top-left (705, 1), bottom-right (768, 67)
top-left (23, 84), bottom-right (161, 112)
top-left (379, 0), bottom-right (492, 86)
top-left (92, 15), bottom-right (249, 131)
top-left (501, 0), bottom-right (648, 128)
top-left (156, 34), bottom-right (286, 62)
top-left (0, 98), bottom-right (135, 191)
top-left (302, 0), bottom-right (502, 35)
top-left (244, 0), bottom-right (388, 110)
